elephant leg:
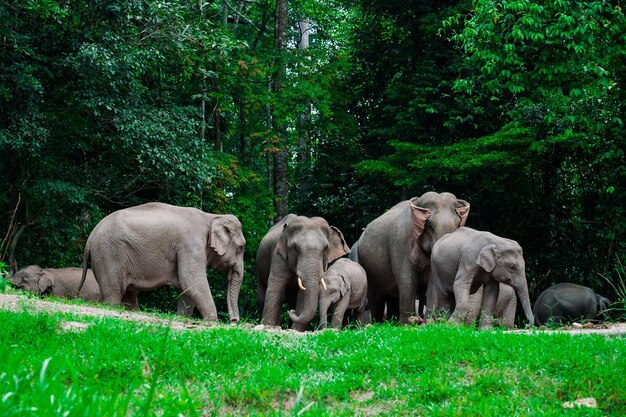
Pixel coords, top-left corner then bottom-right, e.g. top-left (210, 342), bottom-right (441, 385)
top-left (367, 285), bottom-right (385, 323)
top-left (355, 306), bottom-right (366, 327)
top-left (478, 281), bottom-right (500, 329)
top-left (392, 262), bottom-right (418, 324)
top-left (261, 273), bottom-right (289, 326)
top-left (256, 278), bottom-right (267, 321)
top-left (176, 292), bottom-right (196, 317)
top-left (177, 254), bottom-right (218, 322)
top-left (331, 294), bottom-right (351, 329)
top-left (93, 262), bottom-right (125, 307)
top-left (497, 286), bottom-right (516, 328)
top-left (122, 289), bottom-right (139, 310)
top-left (425, 267), bottom-right (448, 320)
top-left (450, 276), bottom-right (474, 325)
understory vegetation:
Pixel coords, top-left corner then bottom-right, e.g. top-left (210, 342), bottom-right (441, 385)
top-left (1, 309), bottom-right (624, 416)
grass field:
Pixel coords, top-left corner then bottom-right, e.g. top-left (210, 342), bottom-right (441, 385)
top-left (0, 308), bottom-right (624, 416)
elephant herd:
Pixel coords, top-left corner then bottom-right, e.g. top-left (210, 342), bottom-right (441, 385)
top-left (9, 193), bottom-right (612, 329)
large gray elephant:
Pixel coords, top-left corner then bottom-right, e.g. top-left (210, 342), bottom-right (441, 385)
top-left (350, 192), bottom-right (470, 323)
top-left (11, 265), bottom-right (100, 301)
top-left (256, 214), bottom-right (350, 329)
top-left (533, 283), bottom-right (611, 326)
top-left (318, 258), bottom-right (368, 330)
top-left (428, 227), bottom-right (534, 328)
top-left (80, 202), bottom-right (246, 322)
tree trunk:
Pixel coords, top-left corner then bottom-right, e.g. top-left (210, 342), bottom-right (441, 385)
top-left (296, 17), bottom-right (311, 185)
top-left (271, 0), bottom-right (289, 220)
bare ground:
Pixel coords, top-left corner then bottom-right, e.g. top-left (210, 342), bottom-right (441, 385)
top-left (1, 293), bottom-right (625, 336)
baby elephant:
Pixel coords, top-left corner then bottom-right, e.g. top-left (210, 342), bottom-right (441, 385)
top-left (428, 227), bottom-right (534, 328)
top-left (318, 258), bottom-right (368, 329)
top-left (10, 265), bottom-right (100, 301)
top-left (533, 283), bottom-right (611, 326)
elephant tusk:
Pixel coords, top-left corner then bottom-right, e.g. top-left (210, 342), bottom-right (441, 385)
top-left (320, 277), bottom-right (328, 290)
top-left (298, 277), bottom-right (307, 291)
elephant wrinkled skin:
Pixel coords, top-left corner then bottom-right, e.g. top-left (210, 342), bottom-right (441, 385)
top-left (256, 214), bottom-right (350, 329)
top-left (318, 258), bottom-right (368, 330)
top-left (81, 202), bottom-right (246, 322)
top-left (533, 283), bottom-right (610, 326)
top-left (11, 265), bottom-right (100, 301)
top-left (350, 192), bottom-right (470, 323)
top-left (428, 227), bottom-right (534, 328)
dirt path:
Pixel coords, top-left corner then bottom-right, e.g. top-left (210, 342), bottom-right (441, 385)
top-left (1, 293), bottom-right (625, 336)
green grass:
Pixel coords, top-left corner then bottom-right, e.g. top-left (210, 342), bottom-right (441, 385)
top-left (0, 310), bottom-right (624, 416)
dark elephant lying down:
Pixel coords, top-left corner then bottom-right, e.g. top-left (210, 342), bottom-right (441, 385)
top-left (533, 283), bottom-right (610, 326)
top-left (11, 265), bottom-right (100, 301)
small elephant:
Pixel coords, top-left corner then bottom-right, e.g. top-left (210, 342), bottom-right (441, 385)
top-left (428, 227), bottom-right (534, 328)
top-left (256, 214), bottom-right (350, 329)
top-left (533, 283), bottom-right (611, 326)
top-left (81, 202), bottom-right (246, 322)
top-left (351, 192), bottom-right (470, 323)
top-left (11, 265), bottom-right (100, 301)
top-left (318, 258), bottom-right (368, 329)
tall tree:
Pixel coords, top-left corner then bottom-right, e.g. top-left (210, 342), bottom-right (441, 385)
top-left (272, 0), bottom-right (289, 219)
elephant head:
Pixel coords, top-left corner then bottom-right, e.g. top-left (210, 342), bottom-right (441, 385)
top-left (277, 216), bottom-right (349, 326)
top-left (409, 191), bottom-right (470, 265)
top-left (318, 266), bottom-right (349, 329)
top-left (206, 214), bottom-right (246, 322)
top-left (10, 265), bottom-right (54, 295)
top-left (476, 239), bottom-right (534, 326)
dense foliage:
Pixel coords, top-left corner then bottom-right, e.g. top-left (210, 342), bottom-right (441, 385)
top-left (1, 0), bottom-right (625, 317)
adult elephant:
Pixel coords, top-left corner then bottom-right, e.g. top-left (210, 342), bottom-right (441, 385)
top-left (80, 202), bottom-right (246, 322)
top-left (256, 214), bottom-right (350, 329)
top-left (351, 192), bottom-right (469, 323)
top-left (533, 283), bottom-right (611, 326)
top-left (11, 265), bottom-right (100, 301)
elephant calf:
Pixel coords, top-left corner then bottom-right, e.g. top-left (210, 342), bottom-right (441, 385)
top-left (11, 265), bottom-right (100, 301)
top-left (428, 227), bottom-right (535, 328)
top-left (318, 258), bottom-right (368, 330)
top-left (533, 283), bottom-right (610, 326)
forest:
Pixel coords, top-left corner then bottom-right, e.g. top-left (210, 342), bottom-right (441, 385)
top-left (1, 0), bottom-right (625, 320)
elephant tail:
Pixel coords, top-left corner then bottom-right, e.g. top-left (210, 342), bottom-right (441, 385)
top-left (77, 242), bottom-right (91, 297)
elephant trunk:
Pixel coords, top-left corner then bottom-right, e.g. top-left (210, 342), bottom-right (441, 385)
top-left (226, 261), bottom-right (244, 322)
top-left (515, 278), bottom-right (534, 327)
top-left (318, 297), bottom-right (331, 330)
top-left (287, 256), bottom-right (323, 326)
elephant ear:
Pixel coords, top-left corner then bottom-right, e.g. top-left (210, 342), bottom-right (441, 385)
top-left (476, 244), bottom-right (498, 272)
top-left (327, 226), bottom-right (350, 264)
top-left (276, 223), bottom-right (290, 259)
top-left (408, 198), bottom-right (432, 265)
top-left (339, 275), bottom-right (350, 297)
top-left (456, 200), bottom-right (470, 227)
top-left (38, 270), bottom-right (54, 294)
top-left (209, 217), bottom-right (232, 256)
